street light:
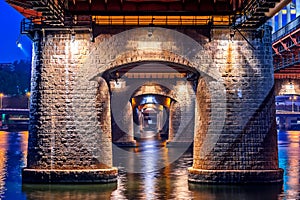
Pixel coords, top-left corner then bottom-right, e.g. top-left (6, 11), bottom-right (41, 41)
top-left (26, 92), bottom-right (31, 109)
top-left (0, 93), bottom-right (3, 109)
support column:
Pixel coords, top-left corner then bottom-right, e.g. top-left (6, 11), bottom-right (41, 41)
top-left (167, 101), bottom-right (180, 144)
top-left (22, 32), bottom-right (117, 183)
top-left (189, 35), bottom-right (283, 184)
top-left (167, 81), bottom-right (194, 146)
top-left (111, 100), bottom-right (136, 147)
top-left (157, 109), bottom-right (163, 132)
top-left (132, 108), bottom-right (141, 139)
top-left (139, 110), bottom-right (143, 135)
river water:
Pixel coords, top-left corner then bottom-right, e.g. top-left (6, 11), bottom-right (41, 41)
top-left (0, 130), bottom-right (299, 200)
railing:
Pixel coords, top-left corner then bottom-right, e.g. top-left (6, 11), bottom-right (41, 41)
top-left (272, 15), bottom-right (300, 42)
top-left (274, 51), bottom-right (300, 71)
top-left (0, 109), bottom-right (29, 115)
top-left (21, 18), bottom-right (35, 34)
top-left (276, 110), bottom-right (300, 115)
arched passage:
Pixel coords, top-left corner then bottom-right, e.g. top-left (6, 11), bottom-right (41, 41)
top-left (131, 93), bottom-right (173, 140)
top-left (99, 61), bottom-right (200, 146)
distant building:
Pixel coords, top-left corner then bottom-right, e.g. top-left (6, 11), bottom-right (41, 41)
top-left (271, 0), bottom-right (300, 32)
top-left (272, 1), bottom-right (300, 92)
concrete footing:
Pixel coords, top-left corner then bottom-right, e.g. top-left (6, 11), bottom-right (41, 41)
top-left (188, 168), bottom-right (284, 184)
top-left (22, 168), bottom-right (118, 183)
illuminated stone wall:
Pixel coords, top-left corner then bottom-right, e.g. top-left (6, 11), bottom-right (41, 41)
top-left (189, 27), bottom-right (283, 183)
top-left (24, 26), bottom-right (283, 183)
top-left (23, 33), bottom-right (117, 183)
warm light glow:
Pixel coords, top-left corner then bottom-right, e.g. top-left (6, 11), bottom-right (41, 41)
top-left (289, 96), bottom-right (297, 100)
top-left (70, 40), bottom-right (79, 54)
top-left (93, 15), bottom-right (230, 26)
top-left (0, 131), bottom-right (8, 195)
top-left (285, 83), bottom-right (296, 95)
top-left (164, 97), bottom-right (171, 108)
top-left (158, 105), bottom-right (164, 111)
top-left (137, 41), bottom-right (161, 50)
top-left (0, 93), bottom-right (3, 98)
top-left (26, 92), bottom-right (31, 97)
top-left (287, 131), bottom-right (300, 188)
top-left (131, 97), bottom-right (136, 108)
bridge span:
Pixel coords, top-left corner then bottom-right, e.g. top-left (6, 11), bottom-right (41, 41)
top-left (6, 0), bottom-right (288, 184)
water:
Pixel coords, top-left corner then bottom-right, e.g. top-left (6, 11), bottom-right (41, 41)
top-left (0, 130), bottom-right (299, 200)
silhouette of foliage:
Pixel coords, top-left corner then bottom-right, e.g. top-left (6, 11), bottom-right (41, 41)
top-left (0, 59), bottom-right (31, 96)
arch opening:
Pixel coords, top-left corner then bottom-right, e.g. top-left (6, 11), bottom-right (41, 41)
top-left (131, 94), bottom-right (172, 140)
top-left (100, 61), bottom-right (200, 147)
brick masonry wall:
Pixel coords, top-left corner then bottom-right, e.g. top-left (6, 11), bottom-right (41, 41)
top-left (27, 33), bottom-right (113, 170)
top-left (26, 25), bottom-right (282, 183)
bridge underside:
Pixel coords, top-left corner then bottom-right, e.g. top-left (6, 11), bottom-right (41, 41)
top-left (5, 0), bottom-right (288, 184)
top-left (7, 0), bottom-right (290, 29)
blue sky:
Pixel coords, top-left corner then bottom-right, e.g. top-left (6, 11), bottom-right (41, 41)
top-left (0, 0), bottom-right (32, 63)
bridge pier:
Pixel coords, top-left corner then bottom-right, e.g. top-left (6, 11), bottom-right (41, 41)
top-left (167, 81), bottom-right (195, 146)
top-left (22, 32), bottom-right (118, 183)
top-left (167, 101), bottom-right (180, 144)
top-left (111, 100), bottom-right (136, 147)
top-left (188, 26), bottom-right (284, 184)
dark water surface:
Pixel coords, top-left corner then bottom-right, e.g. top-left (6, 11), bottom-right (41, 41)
top-left (0, 130), bottom-right (299, 200)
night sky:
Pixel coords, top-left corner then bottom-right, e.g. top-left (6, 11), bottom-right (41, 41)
top-left (0, 0), bottom-right (32, 63)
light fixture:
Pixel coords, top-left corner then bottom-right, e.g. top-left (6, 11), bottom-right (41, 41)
top-left (148, 27), bottom-right (153, 38)
top-left (90, 28), bottom-right (95, 42)
top-left (17, 41), bottom-right (22, 48)
top-left (148, 17), bottom-right (155, 37)
top-left (288, 78), bottom-right (293, 88)
top-left (16, 35), bottom-right (22, 48)
top-left (42, 28), bottom-right (46, 44)
top-left (90, 17), bottom-right (95, 42)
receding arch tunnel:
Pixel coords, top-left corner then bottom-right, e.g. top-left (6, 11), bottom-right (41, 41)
top-left (131, 94), bottom-right (173, 140)
top-left (101, 61), bottom-right (199, 145)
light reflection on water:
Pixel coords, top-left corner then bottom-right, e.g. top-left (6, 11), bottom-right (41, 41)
top-left (278, 130), bottom-right (300, 200)
top-left (0, 130), bottom-right (299, 199)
